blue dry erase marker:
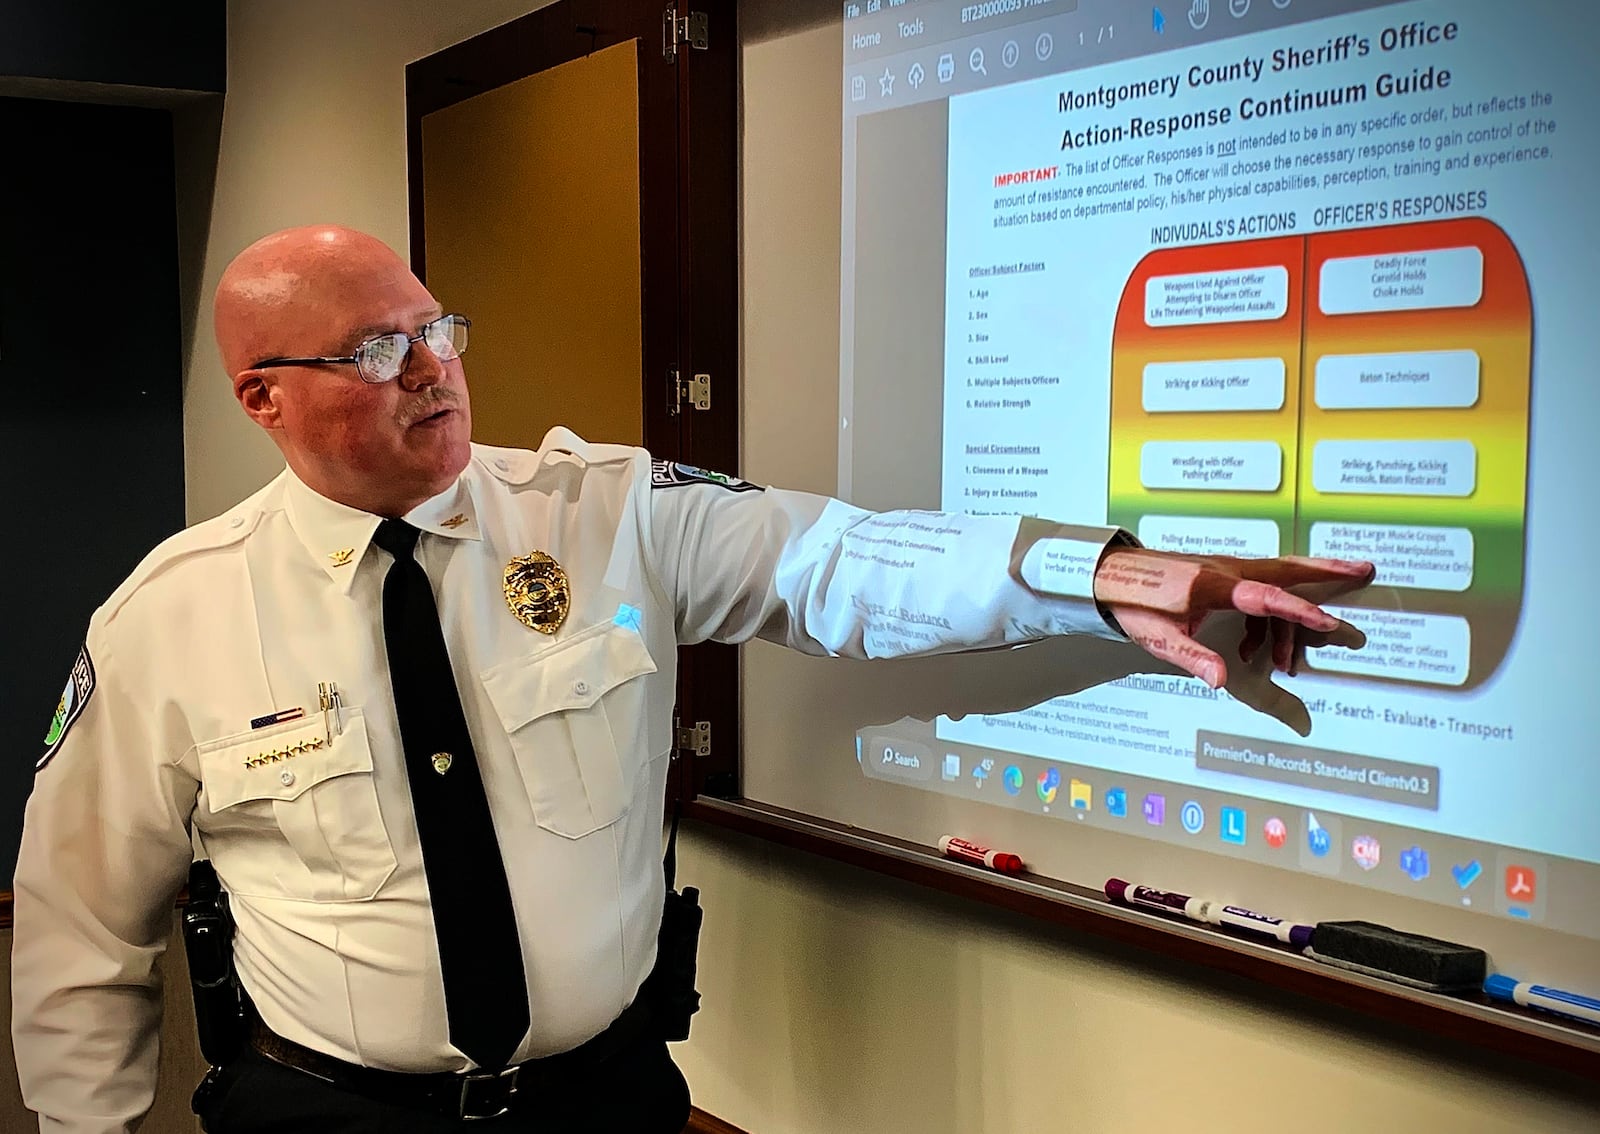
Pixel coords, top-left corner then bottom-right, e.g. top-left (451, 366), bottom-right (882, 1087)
top-left (1484, 975), bottom-right (1600, 1027)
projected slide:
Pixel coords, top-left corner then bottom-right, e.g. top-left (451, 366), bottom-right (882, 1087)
top-left (1109, 218), bottom-right (1531, 689)
top-left (837, 0), bottom-right (1600, 937)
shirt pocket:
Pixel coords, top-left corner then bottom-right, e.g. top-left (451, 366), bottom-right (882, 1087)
top-left (195, 708), bottom-right (396, 902)
top-left (480, 622), bottom-right (659, 839)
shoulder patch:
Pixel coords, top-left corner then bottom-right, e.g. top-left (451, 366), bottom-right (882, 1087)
top-left (39, 646), bottom-right (95, 771)
top-left (650, 460), bottom-right (762, 494)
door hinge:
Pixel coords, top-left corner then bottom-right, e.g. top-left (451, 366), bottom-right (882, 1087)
top-left (663, 7), bottom-right (709, 62)
top-left (668, 368), bottom-right (711, 415)
top-left (674, 718), bottom-right (711, 760)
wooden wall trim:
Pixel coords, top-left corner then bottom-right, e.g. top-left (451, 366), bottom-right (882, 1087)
top-left (686, 1106), bottom-right (750, 1134)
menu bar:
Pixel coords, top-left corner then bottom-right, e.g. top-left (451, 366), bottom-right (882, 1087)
top-left (845, 0), bottom-right (1079, 66)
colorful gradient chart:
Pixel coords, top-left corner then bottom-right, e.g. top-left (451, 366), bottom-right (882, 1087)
top-left (1109, 219), bottom-right (1531, 690)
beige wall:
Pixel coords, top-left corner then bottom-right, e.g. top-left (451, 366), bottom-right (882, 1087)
top-left (680, 828), bottom-right (1600, 1134)
top-left (22, 0), bottom-right (1585, 1130)
top-left (182, 0), bottom-right (549, 521)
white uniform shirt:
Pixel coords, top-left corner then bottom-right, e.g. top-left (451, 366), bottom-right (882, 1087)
top-left (12, 429), bottom-right (1126, 1133)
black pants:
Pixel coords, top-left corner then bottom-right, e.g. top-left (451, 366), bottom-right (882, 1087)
top-left (196, 1041), bottom-right (692, 1134)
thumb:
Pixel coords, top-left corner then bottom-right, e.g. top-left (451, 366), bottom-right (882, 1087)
top-left (1192, 616), bottom-right (1314, 736)
top-left (1222, 662), bottom-right (1313, 737)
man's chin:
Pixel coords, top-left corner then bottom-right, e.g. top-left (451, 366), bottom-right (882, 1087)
top-left (433, 436), bottom-right (473, 483)
top-left (399, 426), bottom-right (470, 484)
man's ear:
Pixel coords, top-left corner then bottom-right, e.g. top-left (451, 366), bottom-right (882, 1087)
top-left (234, 370), bottom-right (281, 430)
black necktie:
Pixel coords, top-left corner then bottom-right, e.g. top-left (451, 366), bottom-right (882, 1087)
top-left (372, 518), bottom-right (529, 1068)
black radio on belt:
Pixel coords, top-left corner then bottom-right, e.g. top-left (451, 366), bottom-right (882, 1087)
top-left (182, 859), bottom-right (246, 1067)
top-left (642, 803), bottom-right (703, 1041)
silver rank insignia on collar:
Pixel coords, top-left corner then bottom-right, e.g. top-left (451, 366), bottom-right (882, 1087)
top-left (503, 551), bottom-right (570, 634)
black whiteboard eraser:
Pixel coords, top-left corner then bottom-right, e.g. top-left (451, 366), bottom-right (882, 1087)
top-left (1307, 921), bottom-right (1488, 991)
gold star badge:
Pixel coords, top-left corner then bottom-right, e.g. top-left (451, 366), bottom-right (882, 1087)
top-left (441, 513), bottom-right (469, 530)
top-left (328, 548), bottom-right (355, 568)
top-left (504, 551), bottom-right (570, 634)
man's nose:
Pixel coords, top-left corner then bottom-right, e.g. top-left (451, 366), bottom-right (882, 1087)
top-left (397, 338), bottom-right (447, 391)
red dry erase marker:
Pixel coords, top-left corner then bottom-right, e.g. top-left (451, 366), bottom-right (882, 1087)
top-left (939, 835), bottom-right (1023, 874)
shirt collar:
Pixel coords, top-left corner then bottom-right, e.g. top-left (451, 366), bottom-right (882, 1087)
top-left (283, 466), bottom-right (483, 594)
top-left (405, 472), bottom-right (483, 544)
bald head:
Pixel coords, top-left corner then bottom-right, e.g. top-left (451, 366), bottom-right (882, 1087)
top-left (216, 224), bottom-right (472, 517)
top-left (215, 225), bottom-right (414, 376)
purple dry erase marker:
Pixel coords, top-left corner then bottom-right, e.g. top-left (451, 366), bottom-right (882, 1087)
top-left (1210, 903), bottom-right (1316, 949)
top-left (1106, 879), bottom-right (1313, 948)
top-left (1105, 879), bottom-right (1207, 921)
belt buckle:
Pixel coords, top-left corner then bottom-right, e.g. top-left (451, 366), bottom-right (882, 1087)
top-left (458, 1065), bottom-right (519, 1121)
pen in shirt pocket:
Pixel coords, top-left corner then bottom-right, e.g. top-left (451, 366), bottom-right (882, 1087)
top-left (316, 683), bottom-right (344, 743)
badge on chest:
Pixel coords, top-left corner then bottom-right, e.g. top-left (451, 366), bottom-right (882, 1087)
top-left (503, 551), bottom-right (571, 634)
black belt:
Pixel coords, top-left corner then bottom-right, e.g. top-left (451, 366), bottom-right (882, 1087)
top-left (247, 996), bottom-right (656, 1121)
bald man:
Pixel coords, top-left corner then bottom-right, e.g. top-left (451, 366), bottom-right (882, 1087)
top-left (12, 226), bottom-right (1372, 1133)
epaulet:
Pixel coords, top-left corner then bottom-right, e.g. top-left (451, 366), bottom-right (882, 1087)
top-left (475, 444), bottom-right (541, 486)
top-left (478, 430), bottom-right (643, 487)
top-left (100, 486), bottom-right (272, 623)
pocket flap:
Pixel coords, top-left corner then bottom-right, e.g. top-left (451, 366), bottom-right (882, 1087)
top-left (481, 624), bottom-right (657, 733)
top-left (199, 715), bottom-right (375, 811)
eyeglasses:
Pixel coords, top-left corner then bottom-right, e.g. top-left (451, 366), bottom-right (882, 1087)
top-left (252, 314), bottom-right (471, 384)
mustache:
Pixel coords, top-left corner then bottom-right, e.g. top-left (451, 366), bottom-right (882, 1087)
top-left (398, 388), bottom-right (461, 426)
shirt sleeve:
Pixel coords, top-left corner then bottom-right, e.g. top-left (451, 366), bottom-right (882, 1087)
top-left (638, 462), bottom-right (1135, 656)
top-left (11, 615), bottom-right (198, 1134)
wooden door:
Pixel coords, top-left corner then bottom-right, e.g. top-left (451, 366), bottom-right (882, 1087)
top-left (407, 0), bottom-right (738, 803)
top-left (420, 40), bottom-right (644, 448)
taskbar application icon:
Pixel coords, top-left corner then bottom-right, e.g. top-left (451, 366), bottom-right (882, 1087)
top-left (1496, 851), bottom-right (1548, 922)
top-left (1220, 806), bottom-right (1246, 846)
top-left (1180, 800), bottom-right (1205, 835)
top-left (1300, 811), bottom-right (1341, 875)
top-left (1400, 845), bottom-right (1430, 882)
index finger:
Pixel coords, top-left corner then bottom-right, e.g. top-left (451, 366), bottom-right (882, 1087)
top-left (1224, 578), bottom-right (1343, 632)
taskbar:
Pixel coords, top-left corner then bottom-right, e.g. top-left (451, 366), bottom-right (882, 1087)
top-left (858, 726), bottom-right (1590, 939)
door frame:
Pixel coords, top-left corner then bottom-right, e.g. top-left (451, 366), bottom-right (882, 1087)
top-left (405, 0), bottom-right (739, 806)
